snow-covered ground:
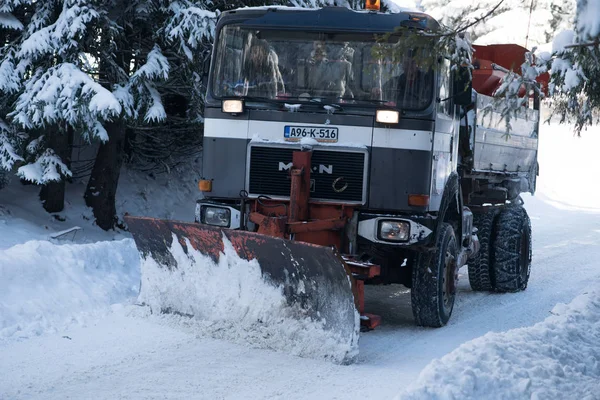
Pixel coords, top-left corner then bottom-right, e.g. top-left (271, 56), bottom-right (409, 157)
top-left (1, 121), bottom-right (600, 399)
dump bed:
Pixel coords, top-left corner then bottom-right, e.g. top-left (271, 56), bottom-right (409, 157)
top-left (466, 44), bottom-right (542, 177)
top-left (471, 92), bottom-right (538, 174)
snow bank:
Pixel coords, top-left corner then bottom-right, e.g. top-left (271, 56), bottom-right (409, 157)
top-left (137, 234), bottom-right (360, 364)
top-left (0, 239), bottom-right (140, 342)
top-left (396, 289), bottom-right (600, 400)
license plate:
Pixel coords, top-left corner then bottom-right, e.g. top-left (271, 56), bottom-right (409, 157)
top-left (283, 126), bottom-right (338, 142)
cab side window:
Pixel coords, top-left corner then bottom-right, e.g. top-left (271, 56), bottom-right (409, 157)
top-left (437, 59), bottom-right (452, 116)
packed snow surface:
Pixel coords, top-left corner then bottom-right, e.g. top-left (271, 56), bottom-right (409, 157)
top-left (138, 234), bottom-right (359, 364)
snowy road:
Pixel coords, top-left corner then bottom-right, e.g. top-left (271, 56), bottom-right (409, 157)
top-left (2, 125), bottom-right (600, 399)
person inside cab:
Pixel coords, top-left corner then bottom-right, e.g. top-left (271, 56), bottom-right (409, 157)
top-left (394, 53), bottom-right (433, 107)
top-left (375, 51), bottom-right (433, 108)
top-left (306, 40), bottom-right (354, 100)
top-left (241, 33), bottom-right (284, 98)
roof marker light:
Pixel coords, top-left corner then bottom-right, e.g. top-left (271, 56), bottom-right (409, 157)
top-left (365, 0), bottom-right (380, 11)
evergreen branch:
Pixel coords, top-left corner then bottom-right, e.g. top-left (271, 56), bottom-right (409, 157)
top-left (442, 0), bottom-right (506, 37)
top-left (563, 40), bottom-right (600, 49)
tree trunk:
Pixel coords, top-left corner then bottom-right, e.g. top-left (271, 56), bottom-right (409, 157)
top-left (84, 7), bottom-right (132, 231)
top-left (40, 178), bottom-right (66, 213)
top-left (40, 126), bottom-right (73, 213)
top-left (84, 120), bottom-right (126, 230)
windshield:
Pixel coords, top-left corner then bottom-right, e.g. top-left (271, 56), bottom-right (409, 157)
top-left (210, 25), bottom-right (434, 110)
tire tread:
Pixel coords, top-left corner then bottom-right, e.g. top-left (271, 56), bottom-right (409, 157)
top-left (468, 209), bottom-right (498, 291)
top-left (491, 205), bottom-right (532, 292)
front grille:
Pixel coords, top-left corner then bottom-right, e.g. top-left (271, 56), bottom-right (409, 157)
top-left (248, 145), bottom-right (367, 203)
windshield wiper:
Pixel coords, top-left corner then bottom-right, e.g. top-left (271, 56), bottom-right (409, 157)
top-left (235, 96), bottom-right (324, 108)
top-left (274, 95), bottom-right (325, 103)
top-left (336, 97), bottom-right (397, 107)
top-left (237, 96), bottom-right (285, 108)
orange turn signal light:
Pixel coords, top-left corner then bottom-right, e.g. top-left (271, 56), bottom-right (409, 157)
top-left (365, 0), bottom-right (380, 11)
top-left (408, 194), bottom-right (430, 207)
top-left (198, 179), bottom-right (212, 192)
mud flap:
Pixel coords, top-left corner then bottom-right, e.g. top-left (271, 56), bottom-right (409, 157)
top-left (125, 215), bottom-right (360, 354)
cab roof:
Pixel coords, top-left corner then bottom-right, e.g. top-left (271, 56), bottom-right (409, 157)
top-left (216, 6), bottom-right (441, 34)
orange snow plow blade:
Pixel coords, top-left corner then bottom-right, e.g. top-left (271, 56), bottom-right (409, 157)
top-left (124, 215), bottom-right (360, 356)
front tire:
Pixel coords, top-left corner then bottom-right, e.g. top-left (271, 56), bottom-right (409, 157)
top-left (411, 223), bottom-right (458, 327)
top-left (491, 205), bottom-right (532, 292)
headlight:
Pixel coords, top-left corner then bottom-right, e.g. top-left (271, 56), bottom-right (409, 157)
top-left (222, 99), bottom-right (244, 114)
top-left (376, 110), bottom-right (399, 124)
top-left (201, 206), bottom-right (231, 227)
top-left (378, 220), bottom-right (410, 242)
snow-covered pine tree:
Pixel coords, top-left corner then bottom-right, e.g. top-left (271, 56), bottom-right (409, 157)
top-left (545, 0), bottom-right (576, 43)
top-left (418, 0), bottom-right (570, 49)
top-left (543, 0), bottom-right (600, 134)
top-left (419, 0), bottom-right (512, 42)
top-left (0, 0), bottom-right (28, 189)
top-left (80, 0), bottom-right (179, 230)
top-left (483, 0), bottom-right (598, 135)
top-left (1, 0), bottom-right (123, 212)
top-left (119, 0), bottom-right (218, 175)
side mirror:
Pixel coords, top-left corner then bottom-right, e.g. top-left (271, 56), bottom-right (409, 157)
top-left (452, 66), bottom-right (473, 106)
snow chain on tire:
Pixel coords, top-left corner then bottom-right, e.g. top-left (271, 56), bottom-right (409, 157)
top-left (468, 209), bottom-right (499, 291)
top-left (411, 223), bottom-right (458, 327)
top-left (491, 205), bottom-right (532, 292)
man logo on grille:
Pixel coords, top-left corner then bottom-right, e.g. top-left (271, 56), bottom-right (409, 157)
top-left (278, 162), bottom-right (293, 171)
top-left (278, 162), bottom-right (333, 174)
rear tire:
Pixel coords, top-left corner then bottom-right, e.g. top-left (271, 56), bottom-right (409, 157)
top-left (468, 209), bottom-right (499, 291)
top-left (491, 205), bottom-right (532, 292)
top-left (411, 223), bottom-right (458, 327)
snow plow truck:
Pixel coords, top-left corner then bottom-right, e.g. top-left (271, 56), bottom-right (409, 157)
top-left (125, 3), bottom-right (543, 350)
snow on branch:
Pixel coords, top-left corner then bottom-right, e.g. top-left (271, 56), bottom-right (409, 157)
top-left (164, 1), bottom-right (217, 59)
top-left (576, 0), bottom-right (600, 41)
top-left (450, 32), bottom-right (475, 75)
top-left (132, 45), bottom-right (170, 82)
top-left (11, 63), bottom-right (121, 142)
top-left (484, 51), bottom-right (548, 136)
top-left (0, 12), bottom-right (23, 30)
top-left (18, 0), bottom-right (100, 60)
top-left (26, 1), bottom-right (57, 36)
top-left (114, 46), bottom-right (170, 123)
top-left (113, 84), bottom-right (136, 119)
top-left (0, 119), bottom-right (24, 171)
top-left (142, 82), bottom-right (166, 123)
top-left (537, 22), bottom-right (599, 134)
top-left (25, 135), bottom-right (44, 154)
top-left (0, 0), bottom-right (29, 13)
top-left (17, 148), bottom-right (72, 184)
top-left (0, 48), bottom-right (22, 93)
